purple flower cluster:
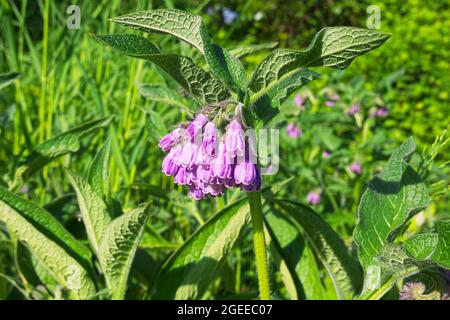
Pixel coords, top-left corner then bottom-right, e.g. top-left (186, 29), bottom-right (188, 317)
top-left (307, 191), bottom-right (321, 205)
top-left (347, 104), bottom-right (360, 116)
top-left (159, 114), bottom-right (261, 200)
top-left (349, 162), bottom-right (362, 174)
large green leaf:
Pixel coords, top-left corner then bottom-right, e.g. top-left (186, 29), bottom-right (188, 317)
top-left (250, 27), bottom-right (390, 98)
top-left (0, 195), bottom-right (95, 299)
top-left (99, 204), bottom-right (149, 299)
top-left (273, 199), bottom-right (362, 300)
top-left (66, 169), bottom-right (111, 255)
top-left (151, 198), bottom-right (249, 299)
top-left (403, 233), bottom-right (438, 261)
top-left (16, 116), bottom-right (112, 183)
top-left (353, 138), bottom-right (430, 270)
top-left (93, 34), bottom-right (230, 105)
top-left (87, 138), bottom-right (112, 200)
top-left (0, 72), bottom-right (20, 90)
top-left (431, 220), bottom-right (450, 268)
top-left (112, 10), bottom-right (247, 93)
top-left (250, 68), bottom-right (320, 126)
top-left (265, 207), bottom-right (325, 300)
top-left (0, 187), bottom-right (92, 270)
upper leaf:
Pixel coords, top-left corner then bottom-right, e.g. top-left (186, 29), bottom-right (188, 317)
top-left (94, 34), bottom-right (230, 105)
top-left (403, 233), bottom-right (438, 261)
top-left (274, 199), bottom-right (363, 300)
top-left (250, 27), bottom-right (390, 96)
top-left (353, 138), bottom-right (430, 271)
top-left (112, 10), bottom-right (247, 93)
top-left (99, 204), bottom-right (149, 299)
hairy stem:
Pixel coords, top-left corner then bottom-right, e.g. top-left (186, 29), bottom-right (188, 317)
top-left (247, 191), bottom-right (271, 300)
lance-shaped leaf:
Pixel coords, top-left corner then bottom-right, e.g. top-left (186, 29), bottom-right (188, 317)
top-left (99, 204), bottom-right (149, 300)
top-left (431, 220), bottom-right (450, 268)
top-left (17, 116), bottom-right (112, 182)
top-left (265, 207), bottom-right (325, 300)
top-left (93, 34), bottom-right (230, 105)
top-left (250, 68), bottom-right (320, 126)
top-left (0, 193), bottom-right (95, 299)
top-left (273, 199), bottom-right (362, 300)
top-left (0, 72), bottom-right (20, 90)
top-left (353, 138), bottom-right (430, 271)
top-left (250, 27), bottom-right (390, 98)
top-left (66, 169), bottom-right (111, 255)
top-left (112, 10), bottom-right (247, 93)
top-left (0, 187), bottom-right (92, 270)
top-left (87, 138), bottom-right (112, 200)
top-left (151, 198), bottom-right (249, 299)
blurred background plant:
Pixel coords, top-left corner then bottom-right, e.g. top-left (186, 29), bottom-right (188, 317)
top-left (0, 0), bottom-right (448, 299)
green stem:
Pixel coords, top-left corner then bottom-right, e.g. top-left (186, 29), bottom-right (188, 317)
top-left (247, 191), bottom-right (271, 300)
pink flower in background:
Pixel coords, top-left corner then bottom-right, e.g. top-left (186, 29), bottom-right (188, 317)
top-left (294, 94), bottom-right (305, 108)
top-left (376, 107), bottom-right (388, 117)
top-left (349, 162), bottom-right (362, 174)
top-left (286, 123), bottom-right (302, 138)
top-left (347, 104), bottom-right (360, 116)
top-left (307, 191), bottom-right (321, 205)
top-left (325, 100), bottom-right (335, 107)
top-left (322, 150), bottom-right (331, 158)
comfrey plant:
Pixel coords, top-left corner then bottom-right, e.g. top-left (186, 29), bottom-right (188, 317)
top-left (93, 9), bottom-right (392, 300)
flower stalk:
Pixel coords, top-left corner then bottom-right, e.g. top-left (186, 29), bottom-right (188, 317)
top-left (247, 191), bottom-right (271, 300)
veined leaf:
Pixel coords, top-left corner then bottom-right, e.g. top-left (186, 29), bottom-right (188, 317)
top-left (229, 42), bottom-right (279, 59)
top-left (250, 27), bottom-right (390, 97)
top-left (87, 138), bottom-right (112, 200)
top-left (0, 187), bottom-right (92, 270)
top-left (274, 199), bottom-right (362, 300)
top-left (0, 199), bottom-right (95, 299)
top-left (432, 220), bottom-right (450, 268)
top-left (250, 68), bottom-right (320, 126)
top-left (66, 169), bottom-right (111, 255)
top-left (17, 116), bottom-right (112, 183)
top-left (99, 204), bottom-right (149, 300)
top-left (94, 34), bottom-right (230, 105)
top-left (152, 198), bottom-right (249, 299)
top-left (112, 10), bottom-right (247, 93)
top-left (0, 72), bottom-right (20, 90)
top-left (353, 138), bottom-right (430, 271)
top-left (404, 233), bottom-right (438, 261)
top-left (265, 207), bottom-right (325, 300)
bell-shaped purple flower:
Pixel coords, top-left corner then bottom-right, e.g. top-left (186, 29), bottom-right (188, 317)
top-left (189, 185), bottom-right (205, 200)
top-left (186, 113), bottom-right (207, 141)
top-left (174, 167), bottom-right (189, 185)
top-left (294, 94), bottom-right (305, 108)
top-left (161, 145), bottom-right (181, 176)
top-left (349, 162), bottom-right (362, 174)
top-left (179, 141), bottom-right (199, 168)
top-left (197, 164), bottom-right (212, 183)
top-left (234, 162), bottom-right (259, 186)
top-left (225, 119), bottom-right (245, 157)
top-left (159, 128), bottom-right (183, 152)
top-left (347, 104), bottom-right (360, 116)
top-left (198, 122), bottom-right (217, 164)
top-left (211, 142), bottom-right (234, 179)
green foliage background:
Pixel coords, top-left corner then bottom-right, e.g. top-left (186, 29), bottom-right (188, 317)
top-left (0, 0), bottom-right (448, 300)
